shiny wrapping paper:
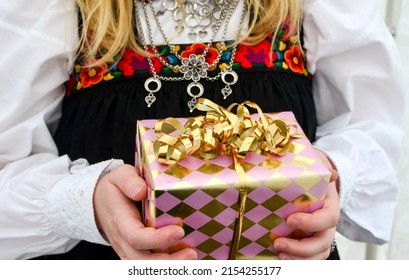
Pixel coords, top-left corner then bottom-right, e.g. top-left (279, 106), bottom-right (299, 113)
top-left (136, 100), bottom-right (331, 260)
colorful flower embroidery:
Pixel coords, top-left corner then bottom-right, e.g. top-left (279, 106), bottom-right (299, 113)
top-left (181, 43), bottom-right (219, 66)
top-left (284, 45), bottom-right (305, 74)
top-left (118, 47), bottom-right (165, 76)
top-left (67, 29), bottom-right (309, 95)
top-left (79, 59), bottom-right (108, 88)
top-left (235, 40), bottom-right (277, 68)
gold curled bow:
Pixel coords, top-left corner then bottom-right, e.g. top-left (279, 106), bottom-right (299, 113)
top-left (154, 98), bottom-right (299, 259)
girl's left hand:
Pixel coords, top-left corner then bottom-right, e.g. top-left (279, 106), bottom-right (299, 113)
top-left (272, 151), bottom-right (340, 260)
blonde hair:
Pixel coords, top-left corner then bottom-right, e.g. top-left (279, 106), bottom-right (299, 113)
top-left (75, 0), bottom-right (303, 65)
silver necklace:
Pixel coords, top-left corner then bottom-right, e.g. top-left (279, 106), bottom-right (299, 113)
top-left (154, 0), bottom-right (230, 43)
top-left (145, 0), bottom-right (228, 77)
top-left (134, 0), bottom-right (245, 112)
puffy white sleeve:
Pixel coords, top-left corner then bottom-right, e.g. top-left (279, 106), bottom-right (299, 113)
top-left (0, 1), bottom-right (121, 259)
top-left (303, 0), bottom-right (406, 244)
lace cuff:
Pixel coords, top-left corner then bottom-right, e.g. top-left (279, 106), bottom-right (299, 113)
top-left (319, 150), bottom-right (355, 210)
top-left (47, 159), bottom-right (124, 245)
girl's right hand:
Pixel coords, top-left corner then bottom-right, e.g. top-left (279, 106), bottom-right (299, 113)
top-left (93, 164), bottom-right (198, 260)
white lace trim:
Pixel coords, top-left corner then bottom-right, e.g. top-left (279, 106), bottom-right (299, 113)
top-left (47, 159), bottom-right (124, 245)
top-left (322, 151), bottom-right (355, 210)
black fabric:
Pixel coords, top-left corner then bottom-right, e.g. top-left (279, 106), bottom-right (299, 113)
top-left (55, 70), bottom-right (316, 165)
top-left (32, 241), bottom-right (119, 260)
top-left (327, 247), bottom-right (341, 260)
top-left (43, 66), bottom-right (337, 260)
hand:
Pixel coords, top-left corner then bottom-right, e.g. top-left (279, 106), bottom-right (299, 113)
top-left (93, 164), bottom-right (198, 260)
top-left (272, 150), bottom-right (340, 260)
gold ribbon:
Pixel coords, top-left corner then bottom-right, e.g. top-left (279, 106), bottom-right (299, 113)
top-left (153, 98), bottom-right (299, 259)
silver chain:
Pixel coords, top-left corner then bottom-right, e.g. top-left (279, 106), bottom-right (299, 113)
top-left (134, 0), bottom-right (246, 111)
top-left (147, 0), bottom-right (231, 68)
top-left (155, 0), bottom-right (230, 43)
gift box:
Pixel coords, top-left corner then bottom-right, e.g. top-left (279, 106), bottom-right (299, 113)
top-left (136, 99), bottom-right (331, 260)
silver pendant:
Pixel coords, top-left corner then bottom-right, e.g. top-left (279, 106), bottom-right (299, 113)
top-left (180, 54), bottom-right (209, 82)
top-left (187, 82), bottom-right (204, 112)
top-left (144, 77), bottom-right (162, 107)
top-left (221, 70), bottom-right (238, 99)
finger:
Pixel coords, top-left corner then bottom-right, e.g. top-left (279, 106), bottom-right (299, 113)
top-left (126, 248), bottom-right (198, 260)
top-left (137, 248), bottom-right (198, 260)
top-left (329, 168), bottom-right (339, 183)
top-left (121, 222), bottom-right (187, 250)
top-left (105, 206), bottom-right (195, 259)
top-left (108, 164), bottom-right (147, 201)
top-left (137, 226), bottom-right (185, 250)
top-left (118, 237), bottom-right (198, 260)
top-left (287, 183), bottom-right (340, 232)
top-left (114, 222), bottom-right (198, 260)
top-left (274, 227), bottom-right (336, 259)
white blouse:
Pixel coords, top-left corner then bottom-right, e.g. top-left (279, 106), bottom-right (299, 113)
top-left (0, 0), bottom-right (406, 259)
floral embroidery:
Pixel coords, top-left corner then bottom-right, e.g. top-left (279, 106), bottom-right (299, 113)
top-left (118, 47), bottom-right (166, 76)
top-left (67, 29), bottom-right (309, 95)
top-left (180, 43), bottom-right (219, 66)
top-left (235, 40), bottom-right (277, 68)
top-left (79, 59), bottom-right (109, 88)
top-left (284, 45), bottom-right (306, 75)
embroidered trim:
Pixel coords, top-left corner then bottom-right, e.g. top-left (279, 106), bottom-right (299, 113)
top-left (66, 31), bottom-right (309, 96)
top-left (47, 159), bottom-right (124, 246)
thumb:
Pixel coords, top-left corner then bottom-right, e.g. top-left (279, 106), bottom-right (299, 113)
top-left (107, 164), bottom-right (147, 201)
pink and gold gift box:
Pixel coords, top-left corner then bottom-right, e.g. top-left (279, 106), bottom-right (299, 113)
top-left (136, 108), bottom-right (331, 260)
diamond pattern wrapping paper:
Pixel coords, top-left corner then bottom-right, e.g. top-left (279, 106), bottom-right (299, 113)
top-left (136, 111), bottom-right (331, 260)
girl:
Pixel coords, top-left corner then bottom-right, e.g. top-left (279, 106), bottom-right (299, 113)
top-left (0, 0), bottom-right (405, 260)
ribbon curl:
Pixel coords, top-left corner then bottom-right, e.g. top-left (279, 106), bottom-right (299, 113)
top-left (153, 98), bottom-right (299, 259)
